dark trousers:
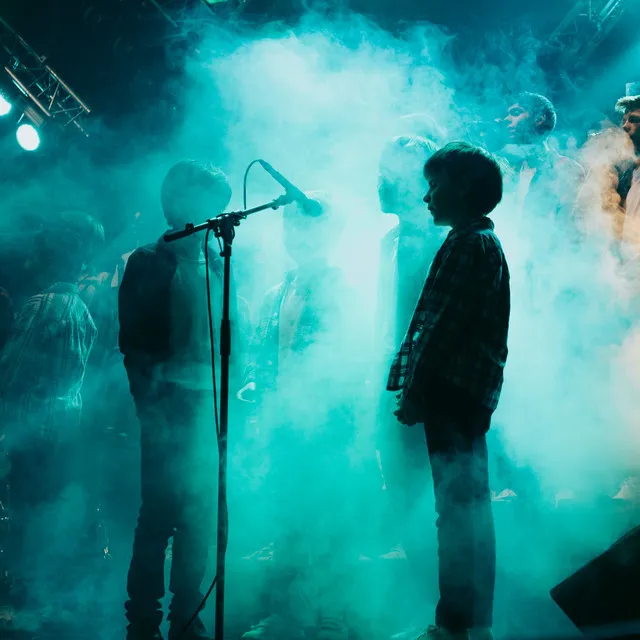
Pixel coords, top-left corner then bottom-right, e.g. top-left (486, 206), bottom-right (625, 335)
top-left (126, 383), bottom-right (215, 640)
top-left (424, 405), bottom-right (496, 632)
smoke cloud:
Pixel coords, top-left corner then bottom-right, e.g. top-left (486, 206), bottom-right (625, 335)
top-left (2, 7), bottom-right (639, 639)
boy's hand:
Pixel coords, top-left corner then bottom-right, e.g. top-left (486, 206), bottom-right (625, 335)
top-left (394, 391), bottom-right (422, 426)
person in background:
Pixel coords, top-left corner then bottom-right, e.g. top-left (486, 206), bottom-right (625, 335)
top-left (585, 95), bottom-right (640, 501)
top-left (609, 95), bottom-right (640, 249)
top-left (617, 95), bottom-right (640, 208)
top-left (377, 136), bottom-right (442, 359)
top-left (388, 142), bottom-right (509, 640)
top-left (375, 135), bottom-right (443, 635)
top-left (0, 210), bottom-right (104, 612)
top-left (499, 92), bottom-right (584, 221)
top-left (578, 94), bottom-right (640, 255)
top-left (496, 96), bottom-right (597, 514)
top-left (239, 194), bottom-right (363, 640)
top-left (119, 161), bottom-right (245, 640)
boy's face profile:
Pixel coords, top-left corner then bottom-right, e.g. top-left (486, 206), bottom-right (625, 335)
top-left (424, 170), bottom-right (464, 227)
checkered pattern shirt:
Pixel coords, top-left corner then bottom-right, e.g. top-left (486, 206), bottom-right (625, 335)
top-left (387, 217), bottom-right (510, 412)
top-left (0, 283), bottom-right (97, 442)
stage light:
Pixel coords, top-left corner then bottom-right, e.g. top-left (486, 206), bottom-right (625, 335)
top-left (16, 123), bottom-right (40, 151)
top-left (0, 95), bottom-right (11, 117)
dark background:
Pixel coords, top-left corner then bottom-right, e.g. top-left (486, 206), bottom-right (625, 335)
top-left (0, 0), bottom-right (637, 238)
top-left (2, 0), bottom-right (638, 124)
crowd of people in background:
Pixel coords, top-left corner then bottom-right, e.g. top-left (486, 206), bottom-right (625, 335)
top-left (0, 88), bottom-right (639, 640)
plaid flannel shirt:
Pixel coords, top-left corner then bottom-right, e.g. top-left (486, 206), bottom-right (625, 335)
top-left (0, 282), bottom-right (97, 442)
top-left (387, 217), bottom-right (510, 412)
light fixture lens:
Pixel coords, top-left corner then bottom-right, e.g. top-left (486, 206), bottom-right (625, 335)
top-left (0, 95), bottom-right (12, 117)
top-left (16, 123), bottom-right (40, 151)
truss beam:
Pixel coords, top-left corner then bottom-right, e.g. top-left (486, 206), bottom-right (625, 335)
top-left (0, 17), bottom-right (90, 136)
top-left (550, 0), bottom-right (630, 71)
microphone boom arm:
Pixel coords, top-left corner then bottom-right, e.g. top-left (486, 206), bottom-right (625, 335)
top-left (164, 194), bottom-right (293, 243)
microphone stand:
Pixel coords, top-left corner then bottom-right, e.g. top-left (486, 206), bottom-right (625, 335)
top-left (164, 194), bottom-right (292, 639)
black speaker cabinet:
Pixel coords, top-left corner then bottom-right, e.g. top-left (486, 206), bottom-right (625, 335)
top-left (551, 525), bottom-right (640, 635)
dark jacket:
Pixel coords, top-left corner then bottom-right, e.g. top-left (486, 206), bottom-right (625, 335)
top-left (118, 238), bottom-right (248, 402)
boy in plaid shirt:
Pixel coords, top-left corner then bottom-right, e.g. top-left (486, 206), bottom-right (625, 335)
top-left (387, 142), bottom-right (510, 640)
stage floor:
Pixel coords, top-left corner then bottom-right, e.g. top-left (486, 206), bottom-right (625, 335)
top-left (1, 495), bottom-right (639, 640)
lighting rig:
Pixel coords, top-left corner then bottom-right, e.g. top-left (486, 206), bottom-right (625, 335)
top-left (550, 0), bottom-right (631, 72)
top-left (0, 15), bottom-right (90, 150)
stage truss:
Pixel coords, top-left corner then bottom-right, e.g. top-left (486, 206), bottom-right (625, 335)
top-left (550, 0), bottom-right (630, 72)
top-left (0, 16), bottom-right (90, 137)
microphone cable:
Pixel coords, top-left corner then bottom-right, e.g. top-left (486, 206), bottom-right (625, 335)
top-left (243, 159), bottom-right (262, 210)
top-left (173, 227), bottom-right (224, 640)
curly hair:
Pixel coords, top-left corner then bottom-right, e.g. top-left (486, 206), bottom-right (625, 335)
top-left (615, 95), bottom-right (640, 116)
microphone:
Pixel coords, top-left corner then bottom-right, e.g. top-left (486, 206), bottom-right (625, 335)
top-left (258, 160), bottom-right (323, 217)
